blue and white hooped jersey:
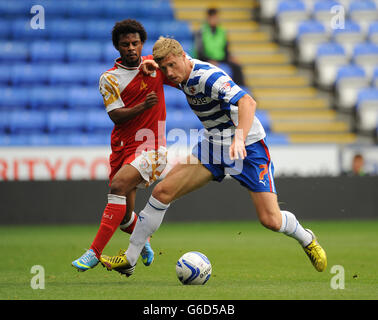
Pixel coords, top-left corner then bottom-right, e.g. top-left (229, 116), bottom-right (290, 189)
top-left (179, 58), bottom-right (266, 146)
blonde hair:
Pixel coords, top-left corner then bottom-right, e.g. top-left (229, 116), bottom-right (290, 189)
top-left (153, 36), bottom-right (184, 63)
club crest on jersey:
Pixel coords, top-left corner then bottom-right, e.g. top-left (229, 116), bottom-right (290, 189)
top-left (140, 80), bottom-right (148, 91)
top-left (219, 81), bottom-right (232, 94)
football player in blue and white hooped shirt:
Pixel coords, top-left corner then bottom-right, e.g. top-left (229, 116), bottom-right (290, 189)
top-left (106, 37), bottom-right (327, 275)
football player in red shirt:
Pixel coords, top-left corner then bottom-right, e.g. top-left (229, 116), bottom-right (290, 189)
top-left (72, 20), bottom-right (174, 273)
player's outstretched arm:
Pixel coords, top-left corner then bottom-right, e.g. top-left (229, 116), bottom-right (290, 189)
top-left (140, 59), bottom-right (159, 75)
top-left (229, 94), bottom-right (256, 160)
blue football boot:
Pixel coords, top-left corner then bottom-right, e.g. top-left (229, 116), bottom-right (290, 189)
top-left (72, 249), bottom-right (99, 272)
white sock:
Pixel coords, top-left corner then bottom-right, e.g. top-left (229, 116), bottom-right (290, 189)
top-left (125, 196), bottom-right (169, 265)
top-left (279, 210), bottom-right (312, 247)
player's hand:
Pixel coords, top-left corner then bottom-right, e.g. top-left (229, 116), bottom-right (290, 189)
top-left (144, 91), bottom-right (158, 109)
top-left (140, 59), bottom-right (159, 75)
top-left (229, 131), bottom-right (246, 160)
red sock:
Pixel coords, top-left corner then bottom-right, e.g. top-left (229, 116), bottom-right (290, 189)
top-left (90, 194), bottom-right (126, 259)
top-left (120, 211), bottom-right (137, 234)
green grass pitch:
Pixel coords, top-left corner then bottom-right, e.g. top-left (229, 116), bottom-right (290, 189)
top-left (1, 220), bottom-right (377, 300)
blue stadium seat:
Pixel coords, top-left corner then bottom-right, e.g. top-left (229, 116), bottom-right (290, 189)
top-left (138, 20), bottom-right (159, 41)
top-left (28, 133), bottom-right (55, 146)
top-left (217, 62), bottom-right (233, 78)
top-left (11, 19), bottom-right (48, 40)
top-left (368, 21), bottom-right (378, 44)
top-left (255, 110), bottom-right (271, 132)
top-left (104, 0), bottom-right (142, 20)
top-left (67, 86), bottom-right (102, 109)
top-left (33, 0), bottom-right (69, 17)
top-left (142, 41), bottom-right (154, 57)
top-left (0, 19), bottom-right (11, 39)
top-left (180, 40), bottom-right (194, 56)
top-left (66, 0), bottom-right (106, 18)
top-left (296, 20), bottom-right (329, 64)
top-left (48, 19), bottom-right (85, 40)
top-left (0, 86), bottom-right (30, 110)
top-left (140, 1), bottom-right (174, 20)
top-left (312, 0), bottom-right (341, 29)
top-left (0, 111), bottom-right (9, 132)
top-left (352, 42), bottom-right (378, 78)
top-left (276, 0), bottom-right (309, 44)
top-left (265, 133), bottom-right (289, 145)
top-left (335, 65), bottom-right (370, 110)
top-left (0, 1), bottom-right (31, 17)
top-left (30, 86), bottom-right (67, 109)
top-left (0, 42), bottom-right (28, 62)
top-left (85, 110), bottom-right (113, 133)
top-left (349, 1), bottom-right (377, 33)
top-left (85, 64), bottom-right (108, 85)
top-left (356, 88), bottom-right (378, 132)
top-left (11, 63), bottom-right (49, 85)
top-left (67, 41), bottom-right (103, 62)
top-left (166, 109), bottom-right (203, 134)
top-left (0, 64), bottom-right (11, 84)
top-left (160, 21), bottom-right (193, 41)
top-left (47, 110), bottom-right (85, 133)
top-left (48, 63), bottom-right (87, 85)
top-left (8, 110), bottom-right (46, 134)
top-left (65, 132), bottom-right (110, 145)
top-left (30, 41), bottom-right (66, 62)
top-left (315, 42), bottom-right (348, 88)
top-left (0, 134), bottom-right (30, 146)
top-left (67, 41), bottom-right (102, 62)
top-left (332, 20), bottom-right (364, 58)
top-left (103, 42), bottom-right (119, 63)
top-left (373, 67), bottom-right (378, 87)
top-left (84, 20), bottom-right (114, 40)
top-left (164, 86), bottom-right (187, 110)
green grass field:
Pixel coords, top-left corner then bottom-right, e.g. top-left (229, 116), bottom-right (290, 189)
top-left (1, 220), bottom-right (377, 300)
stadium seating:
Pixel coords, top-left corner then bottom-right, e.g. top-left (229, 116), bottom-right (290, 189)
top-left (332, 20), bottom-right (365, 59)
top-left (276, 0), bottom-right (310, 44)
top-left (0, 86), bottom-right (30, 110)
top-left (0, 0), bottom-right (192, 147)
top-left (296, 20), bottom-right (329, 65)
top-left (9, 110), bottom-right (46, 134)
top-left (335, 65), bottom-right (370, 110)
top-left (0, 42), bottom-right (28, 62)
top-left (315, 42), bottom-right (348, 89)
top-left (47, 110), bottom-right (85, 133)
top-left (30, 41), bottom-right (66, 62)
top-left (356, 88), bottom-right (378, 132)
top-left (263, 0), bottom-right (378, 138)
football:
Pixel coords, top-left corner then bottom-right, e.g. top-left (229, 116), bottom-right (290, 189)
top-left (176, 251), bottom-right (212, 285)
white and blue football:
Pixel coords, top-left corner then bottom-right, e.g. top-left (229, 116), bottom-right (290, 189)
top-left (176, 251), bottom-right (212, 285)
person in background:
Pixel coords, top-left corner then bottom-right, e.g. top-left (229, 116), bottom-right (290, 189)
top-left (350, 153), bottom-right (366, 176)
top-left (194, 7), bottom-right (246, 87)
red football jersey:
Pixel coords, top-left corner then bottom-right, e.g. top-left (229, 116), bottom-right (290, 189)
top-left (99, 55), bottom-right (172, 154)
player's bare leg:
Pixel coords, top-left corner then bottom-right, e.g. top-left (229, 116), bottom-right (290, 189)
top-left (152, 155), bottom-right (213, 204)
top-left (249, 191), bottom-right (327, 272)
top-left (102, 155), bottom-right (214, 274)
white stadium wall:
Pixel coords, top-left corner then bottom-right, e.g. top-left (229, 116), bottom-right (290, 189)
top-left (0, 144), bottom-right (377, 224)
top-left (1, 144), bottom-right (378, 181)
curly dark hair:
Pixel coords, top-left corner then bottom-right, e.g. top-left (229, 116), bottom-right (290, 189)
top-left (112, 19), bottom-right (147, 48)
